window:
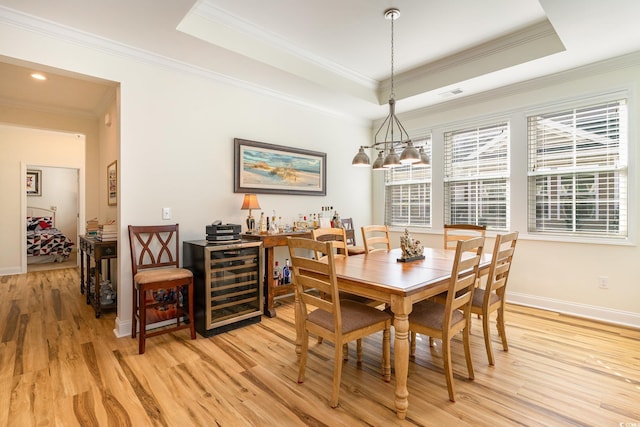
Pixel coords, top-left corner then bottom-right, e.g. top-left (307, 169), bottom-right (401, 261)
top-left (527, 100), bottom-right (627, 237)
top-left (444, 122), bottom-right (510, 230)
top-left (384, 137), bottom-right (431, 227)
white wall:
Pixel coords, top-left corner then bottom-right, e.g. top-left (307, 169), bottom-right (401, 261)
top-left (382, 56), bottom-right (640, 327)
top-left (0, 19), bottom-right (372, 336)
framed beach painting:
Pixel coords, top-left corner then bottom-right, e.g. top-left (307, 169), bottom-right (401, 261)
top-left (234, 138), bottom-right (326, 196)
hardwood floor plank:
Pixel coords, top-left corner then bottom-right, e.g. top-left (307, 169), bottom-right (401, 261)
top-left (0, 267), bottom-right (638, 426)
top-left (1, 301), bottom-right (20, 343)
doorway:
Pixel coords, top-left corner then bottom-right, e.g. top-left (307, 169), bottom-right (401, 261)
top-left (26, 165), bottom-right (80, 272)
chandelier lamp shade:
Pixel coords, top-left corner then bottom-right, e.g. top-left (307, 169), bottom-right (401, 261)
top-left (352, 8), bottom-right (429, 170)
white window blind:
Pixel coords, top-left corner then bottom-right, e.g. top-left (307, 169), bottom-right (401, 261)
top-left (384, 137), bottom-right (431, 227)
top-left (444, 123), bottom-right (510, 230)
top-left (527, 100), bottom-right (627, 237)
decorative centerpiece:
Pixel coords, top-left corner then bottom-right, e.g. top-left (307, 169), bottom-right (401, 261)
top-left (398, 228), bottom-right (425, 262)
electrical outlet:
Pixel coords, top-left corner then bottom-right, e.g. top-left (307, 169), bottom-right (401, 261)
top-left (162, 207), bottom-right (171, 220)
top-left (598, 276), bottom-right (609, 289)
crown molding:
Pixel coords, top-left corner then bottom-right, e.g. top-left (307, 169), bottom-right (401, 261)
top-left (191, 1), bottom-right (377, 90)
top-left (0, 97), bottom-right (98, 119)
top-left (0, 5), bottom-right (368, 125)
top-left (399, 50), bottom-right (640, 122)
top-left (378, 19), bottom-right (564, 103)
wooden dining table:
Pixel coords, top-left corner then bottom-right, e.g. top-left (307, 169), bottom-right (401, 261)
top-left (294, 246), bottom-right (492, 419)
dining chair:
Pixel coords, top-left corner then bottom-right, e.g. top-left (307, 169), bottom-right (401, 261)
top-left (470, 231), bottom-right (518, 365)
top-left (311, 227), bottom-right (349, 260)
top-left (128, 224), bottom-right (196, 354)
top-left (443, 224), bottom-right (486, 250)
top-left (361, 225), bottom-right (391, 253)
top-left (340, 218), bottom-right (366, 255)
top-left (311, 227), bottom-right (383, 355)
top-left (408, 236), bottom-right (485, 402)
top-left (287, 237), bottom-right (391, 408)
top-left (443, 223), bottom-right (488, 309)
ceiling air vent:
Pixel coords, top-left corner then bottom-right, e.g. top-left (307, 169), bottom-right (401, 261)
top-left (438, 88), bottom-right (463, 98)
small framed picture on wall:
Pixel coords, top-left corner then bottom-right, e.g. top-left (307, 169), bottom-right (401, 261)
top-left (107, 161), bottom-right (117, 206)
top-left (26, 169), bottom-right (41, 196)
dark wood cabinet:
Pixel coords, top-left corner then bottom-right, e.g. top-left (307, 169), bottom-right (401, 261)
top-left (79, 235), bottom-right (117, 318)
top-left (183, 240), bottom-right (263, 337)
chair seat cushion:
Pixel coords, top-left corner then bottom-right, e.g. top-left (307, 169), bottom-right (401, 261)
top-left (471, 288), bottom-right (500, 308)
top-left (308, 300), bottom-right (390, 334)
top-left (347, 246), bottom-right (366, 256)
top-left (135, 267), bottom-right (192, 284)
top-left (409, 300), bottom-right (463, 330)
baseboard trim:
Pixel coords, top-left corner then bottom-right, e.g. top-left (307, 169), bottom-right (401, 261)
top-left (0, 267), bottom-right (22, 276)
top-left (113, 317), bottom-right (188, 338)
top-left (507, 292), bottom-right (640, 329)
top-left (113, 317), bottom-right (131, 338)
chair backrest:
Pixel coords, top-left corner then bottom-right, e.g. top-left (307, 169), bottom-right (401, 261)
top-left (287, 237), bottom-right (342, 330)
top-left (484, 231), bottom-right (518, 302)
top-left (341, 218), bottom-right (357, 246)
top-left (361, 225), bottom-right (391, 253)
top-left (128, 224), bottom-right (181, 275)
top-left (311, 227), bottom-right (349, 260)
top-left (443, 224), bottom-right (487, 250)
top-left (443, 236), bottom-right (485, 326)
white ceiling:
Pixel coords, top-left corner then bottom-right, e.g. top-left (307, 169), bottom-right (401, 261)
top-left (1, 0), bottom-right (640, 121)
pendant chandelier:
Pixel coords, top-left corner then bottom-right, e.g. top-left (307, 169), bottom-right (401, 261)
top-left (352, 8), bottom-right (430, 170)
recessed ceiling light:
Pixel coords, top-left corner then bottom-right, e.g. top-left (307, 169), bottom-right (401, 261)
top-left (31, 73), bottom-right (47, 81)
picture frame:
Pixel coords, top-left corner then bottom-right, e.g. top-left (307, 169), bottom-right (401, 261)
top-left (107, 160), bottom-right (117, 206)
top-left (234, 138), bottom-right (326, 196)
top-left (26, 169), bottom-right (42, 196)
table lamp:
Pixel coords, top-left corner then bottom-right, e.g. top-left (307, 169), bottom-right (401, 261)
top-left (241, 193), bottom-right (261, 233)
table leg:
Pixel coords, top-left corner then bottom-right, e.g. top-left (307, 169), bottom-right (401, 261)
top-left (94, 259), bottom-right (102, 318)
top-left (85, 252), bottom-right (91, 305)
top-left (80, 247), bottom-right (85, 294)
top-left (390, 295), bottom-right (413, 420)
top-left (294, 286), bottom-right (302, 361)
top-left (265, 246), bottom-right (277, 318)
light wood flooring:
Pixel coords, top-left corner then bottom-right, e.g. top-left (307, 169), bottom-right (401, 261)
top-left (1, 267), bottom-right (639, 426)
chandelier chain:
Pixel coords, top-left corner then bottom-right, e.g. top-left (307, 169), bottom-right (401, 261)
top-left (390, 14), bottom-right (395, 99)
top-left (351, 7), bottom-right (429, 169)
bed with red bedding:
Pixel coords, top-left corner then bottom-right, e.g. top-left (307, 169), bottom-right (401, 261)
top-left (26, 215), bottom-right (75, 263)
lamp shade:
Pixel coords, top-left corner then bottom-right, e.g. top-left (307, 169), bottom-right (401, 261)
top-left (413, 147), bottom-right (430, 168)
top-left (241, 194), bottom-right (261, 210)
top-left (382, 148), bottom-right (401, 168)
top-left (399, 141), bottom-right (420, 164)
top-left (352, 146), bottom-right (371, 167)
top-left (372, 151), bottom-right (385, 170)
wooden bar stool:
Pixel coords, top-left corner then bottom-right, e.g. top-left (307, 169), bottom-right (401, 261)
top-left (128, 224), bottom-right (196, 354)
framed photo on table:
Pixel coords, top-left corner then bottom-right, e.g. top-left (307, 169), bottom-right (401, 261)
top-left (26, 169), bottom-right (41, 196)
top-left (107, 160), bottom-right (117, 206)
top-left (234, 138), bottom-right (326, 196)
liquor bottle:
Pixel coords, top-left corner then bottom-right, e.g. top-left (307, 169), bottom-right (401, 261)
top-left (273, 261), bottom-right (281, 286)
top-left (259, 212), bottom-right (266, 233)
top-left (282, 259), bottom-right (291, 285)
top-left (334, 211), bottom-right (342, 229)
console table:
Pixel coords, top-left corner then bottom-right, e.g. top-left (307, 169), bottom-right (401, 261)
top-left (242, 231), bottom-right (311, 317)
top-left (79, 235), bottom-right (117, 318)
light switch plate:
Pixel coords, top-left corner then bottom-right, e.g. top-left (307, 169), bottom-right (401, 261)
top-left (162, 207), bottom-right (171, 220)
